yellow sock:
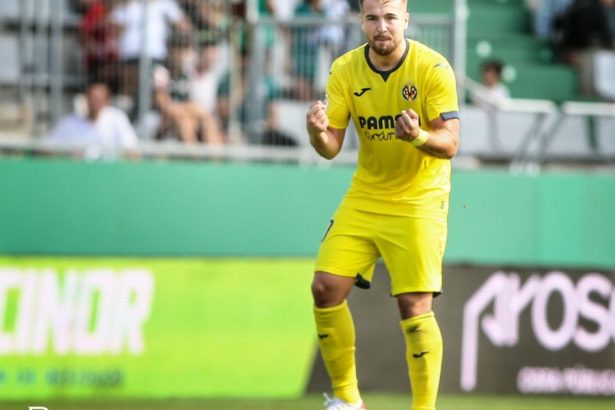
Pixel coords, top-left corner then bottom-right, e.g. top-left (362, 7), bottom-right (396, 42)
top-left (401, 311), bottom-right (443, 410)
top-left (314, 300), bottom-right (361, 403)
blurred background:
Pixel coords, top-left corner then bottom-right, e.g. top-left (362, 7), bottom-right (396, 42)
top-left (0, 0), bottom-right (614, 408)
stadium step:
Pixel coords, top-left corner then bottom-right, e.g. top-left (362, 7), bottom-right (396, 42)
top-left (464, 0), bottom-right (580, 102)
top-left (467, 34), bottom-right (549, 61)
top-left (505, 63), bottom-right (578, 101)
top-left (467, 6), bottom-right (531, 36)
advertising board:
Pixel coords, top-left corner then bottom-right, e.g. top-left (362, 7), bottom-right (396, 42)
top-left (0, 257), bottom-right (316, 399)
top-left (307, 265), bottom-right (615, 396)
top-left (448, 267), bottom-right (615, 395)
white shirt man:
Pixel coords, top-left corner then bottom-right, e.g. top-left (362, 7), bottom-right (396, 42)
top-left (48, 83), bottom-right (138, 159)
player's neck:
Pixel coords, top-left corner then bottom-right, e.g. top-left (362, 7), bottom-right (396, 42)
top-left (368, 40), bottom-right (408, 71)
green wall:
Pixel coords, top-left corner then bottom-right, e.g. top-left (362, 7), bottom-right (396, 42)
top-left (447, 170), bottom-right (615, 268)
top-left (1, 158), bottom-right (614, 268)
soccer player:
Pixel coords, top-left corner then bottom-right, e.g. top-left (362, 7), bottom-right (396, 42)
top-left (305, 0), bottom-right (459, 409)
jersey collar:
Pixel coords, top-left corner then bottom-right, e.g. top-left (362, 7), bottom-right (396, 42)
top-left (364, 39), bottom-right (410, 82)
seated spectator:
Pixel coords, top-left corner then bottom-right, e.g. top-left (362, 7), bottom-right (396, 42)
top-left (470, 60), bottom-right (511, 108)
top-left (557, 0), bottom-right (613, 64)
top-left (529, 0), bottom-right (573, 40)
top-left (153, 36), bottom-right (224, 145)
top-left (47, 82), bottom-right (138, 160)
top-left (557, 0), bottom-right (614, 94)
top-left (79, 0), bottom-right (119, 88)
top-left (189, 41), bottom-right (227, 137)
top-left (110, 0), bottom-right (190, 105)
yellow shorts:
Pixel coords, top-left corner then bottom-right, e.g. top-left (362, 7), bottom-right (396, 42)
top-left (314, 205), bottom-right (447, 296)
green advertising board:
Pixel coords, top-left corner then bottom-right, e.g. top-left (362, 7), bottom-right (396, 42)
top-left (0, 257), bottom-right (317, 399)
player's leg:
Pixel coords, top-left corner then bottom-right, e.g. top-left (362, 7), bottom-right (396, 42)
top-left (398, 292), bottom-right (442, 410)
top-left (377, 215), bottom-right (447, 410)
top-left (313, 206), bottom-right (378, 406)
top-left (312, 272), bottom-right (360, 404)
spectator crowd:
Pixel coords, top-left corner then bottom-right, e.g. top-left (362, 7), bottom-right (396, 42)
top-left (55, 0), bottom-right (615, 156)
top-left (54, 0), bottom-right (356, 152)
top-left (468, 0), bottom-right (614, 106)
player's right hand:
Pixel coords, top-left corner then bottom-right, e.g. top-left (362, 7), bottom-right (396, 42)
top-left (306, 100), bottom-right (329, 136)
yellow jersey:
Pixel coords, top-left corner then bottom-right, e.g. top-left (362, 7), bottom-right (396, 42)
top-left (326, 39), bottom-right (459, 217)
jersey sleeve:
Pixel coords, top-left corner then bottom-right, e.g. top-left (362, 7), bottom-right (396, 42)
top-left (424, 60), bottom-right (459, 123)
top-left (325, 60), bottom-right (350, 130)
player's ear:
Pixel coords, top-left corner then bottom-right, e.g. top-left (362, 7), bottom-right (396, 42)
top-left (405, 12), bottom-right (410, 30)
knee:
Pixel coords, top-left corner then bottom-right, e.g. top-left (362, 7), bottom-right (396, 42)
top-left (311, 275), bottom-right (348, 308)
top-left (311, 277), bottom-right (332, 307)
top-left (311, 272), bottom-right (355, 308)
top-left (397, 293), bottom-right (433, 319)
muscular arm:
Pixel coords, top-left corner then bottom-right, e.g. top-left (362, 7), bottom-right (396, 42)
top-left (416, 116), bottom-right (459, 159)
top-left (306, 101), bottom-right (346, 160)
top-left (395, 109), bottom-right (459, 159)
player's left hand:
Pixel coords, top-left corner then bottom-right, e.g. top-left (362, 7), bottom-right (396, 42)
top-left (395, 109), bottom-right (421, 142)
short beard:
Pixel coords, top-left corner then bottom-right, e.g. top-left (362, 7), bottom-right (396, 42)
top-left (368, 37), bottom-right (400, 56)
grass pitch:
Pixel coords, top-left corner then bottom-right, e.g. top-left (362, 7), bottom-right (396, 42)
top-left (5, 394), bottom-right (615, 410)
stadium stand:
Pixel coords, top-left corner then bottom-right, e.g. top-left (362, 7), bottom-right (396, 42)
top-left (0, 0), bottom-right (612, 169)
top-left (464, 0), bottom-right (579, 102)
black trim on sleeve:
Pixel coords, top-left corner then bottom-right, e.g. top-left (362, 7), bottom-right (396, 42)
top-left (440, 111), bottom-right (460, 121)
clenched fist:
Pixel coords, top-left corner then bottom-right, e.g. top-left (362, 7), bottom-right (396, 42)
top-left (306, 100), bottom-right (329, 136)
top-left (395, 109), bottom-right (421, 142)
